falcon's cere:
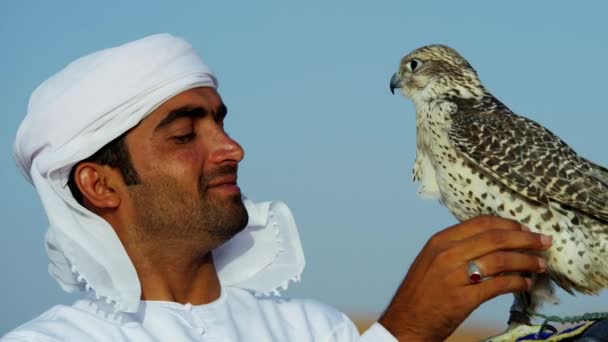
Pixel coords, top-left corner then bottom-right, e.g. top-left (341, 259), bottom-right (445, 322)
top-left (389, 45), bottom-right (608, 328)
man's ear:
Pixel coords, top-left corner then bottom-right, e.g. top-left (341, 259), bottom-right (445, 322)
top-left (73, 162), bottom-right (122, 209)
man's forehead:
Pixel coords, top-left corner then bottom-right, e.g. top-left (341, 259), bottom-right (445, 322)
top-left (145, 87), bottom-right (223, 123)
top-left (164, 86), bottom-right (222, 110)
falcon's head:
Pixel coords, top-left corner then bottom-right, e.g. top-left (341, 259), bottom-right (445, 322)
top-left (390, 45), bottom-right (485, 105)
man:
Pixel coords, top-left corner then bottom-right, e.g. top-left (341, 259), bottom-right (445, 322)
top-left (3, 33), bottom-right (551, 341)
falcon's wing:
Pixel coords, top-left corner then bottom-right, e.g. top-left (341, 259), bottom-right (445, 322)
top-left (583, 158), bottom-right (608, 185)
top-left (448, 108), bottom-right (608, 222)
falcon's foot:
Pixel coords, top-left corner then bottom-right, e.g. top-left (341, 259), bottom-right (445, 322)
top-left (508, 309), bottom-right (532, 327)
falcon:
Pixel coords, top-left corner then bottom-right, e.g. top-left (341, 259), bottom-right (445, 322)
top-left (389, 44), bottom-right (608, 329)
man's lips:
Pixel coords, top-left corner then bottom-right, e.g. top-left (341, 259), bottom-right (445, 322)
top-left (207, 174), bottom-right (239, 190)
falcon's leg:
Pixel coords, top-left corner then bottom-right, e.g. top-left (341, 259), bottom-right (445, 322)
top-left (507, 274), bottom-right (557, 328)
top-left (478, 293), bottom-right (535, 342)
top-left (508, 291), bottom-right (532, 327)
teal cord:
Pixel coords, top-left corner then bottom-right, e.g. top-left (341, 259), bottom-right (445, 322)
top-left (525, 310), bottom-right (608, 337)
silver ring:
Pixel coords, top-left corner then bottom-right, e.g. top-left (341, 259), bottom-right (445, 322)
top-left (467, 261), bottom-right (483, 284)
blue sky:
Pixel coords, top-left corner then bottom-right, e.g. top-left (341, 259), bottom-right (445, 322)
top-left (1, 0), bottom-right (607, 335)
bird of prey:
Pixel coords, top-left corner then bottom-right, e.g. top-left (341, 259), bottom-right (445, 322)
top-left (389, 45), bottom-right (608, 330)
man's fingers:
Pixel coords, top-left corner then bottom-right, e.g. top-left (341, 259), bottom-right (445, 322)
top-left (462, 252), bottom-right (546, 285)
top-left (445, 229), bottom-right (552, 263)
top-left (473, 275), bottom-right (533, 304)
top-left (434, 216), bottom-right (525, 243)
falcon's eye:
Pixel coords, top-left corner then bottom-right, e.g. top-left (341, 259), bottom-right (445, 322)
top-left (407, 59), bottom-right (422, 72)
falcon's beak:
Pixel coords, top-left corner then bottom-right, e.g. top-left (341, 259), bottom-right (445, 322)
top-left (390, 72), bottom-right (403, 94)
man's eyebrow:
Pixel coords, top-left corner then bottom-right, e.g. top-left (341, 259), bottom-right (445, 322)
top-left (154, 103), bottom-right (228, 132)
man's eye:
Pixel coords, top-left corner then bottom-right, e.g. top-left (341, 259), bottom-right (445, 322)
top-left (172, 132), bottom-right (196, 144)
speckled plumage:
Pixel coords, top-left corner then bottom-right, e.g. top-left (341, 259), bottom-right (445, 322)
top-left (390, 45), bottom-right (608, 322)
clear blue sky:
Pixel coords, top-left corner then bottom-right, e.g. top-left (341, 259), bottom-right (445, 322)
top-left (1, 0), bottom-right (607, 335)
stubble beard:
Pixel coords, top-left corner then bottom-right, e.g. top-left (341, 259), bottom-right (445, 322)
top-left (128, 167), bottom-right (249, 249)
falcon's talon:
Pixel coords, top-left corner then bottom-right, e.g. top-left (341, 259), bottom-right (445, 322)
top-left (537, 321), bottom-right (558, 336)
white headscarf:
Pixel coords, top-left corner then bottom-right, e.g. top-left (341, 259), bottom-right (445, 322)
top-left (13, 33), bottom-right (304, 313)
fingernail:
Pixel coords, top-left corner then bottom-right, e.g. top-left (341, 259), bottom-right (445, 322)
top-left (525, 278), bottom-right (533, 290)
top-left (540, 235), bottom-right (553, 246)
top-left (521, 225), bottom-right (531, 232)
top-left (538, 258), bottom-right (546, 272)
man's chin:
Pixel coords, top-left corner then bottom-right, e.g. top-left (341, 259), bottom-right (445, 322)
top-left (232, 201), bottom-right (249, 232)
top-left (219, 198), bottom-right (249, 235)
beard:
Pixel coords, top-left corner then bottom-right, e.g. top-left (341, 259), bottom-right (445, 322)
top-left (127, 165), bottom-right (248, 249)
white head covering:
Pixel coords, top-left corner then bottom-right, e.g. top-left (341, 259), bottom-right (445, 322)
top-left (13, 33), bottom-right (304, 313)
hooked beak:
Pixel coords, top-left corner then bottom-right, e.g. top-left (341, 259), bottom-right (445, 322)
top-left (390, 72), bottom-right (403, 94)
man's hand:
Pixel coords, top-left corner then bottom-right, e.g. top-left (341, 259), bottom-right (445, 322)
top-left (378, 216), bottom-right (552, 341)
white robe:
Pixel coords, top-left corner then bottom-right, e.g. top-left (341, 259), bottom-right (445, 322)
top-left (1, 286), bottom-right (396, 341)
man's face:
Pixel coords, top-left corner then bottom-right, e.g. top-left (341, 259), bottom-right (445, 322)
top-left (123, 87), bottom-right (248, 248)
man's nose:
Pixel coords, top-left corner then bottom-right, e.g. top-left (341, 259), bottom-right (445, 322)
top-left (208, 129), bottom-right (244, 165)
